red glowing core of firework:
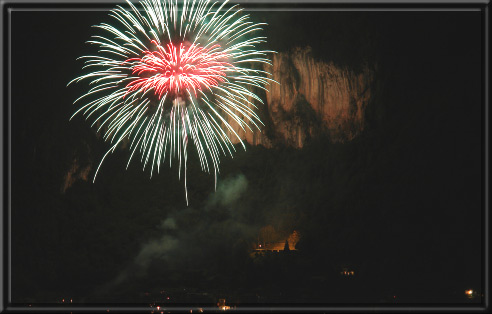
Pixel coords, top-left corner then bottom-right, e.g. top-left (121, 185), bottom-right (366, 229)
top-left (125, 41), bottom-right (230, 100)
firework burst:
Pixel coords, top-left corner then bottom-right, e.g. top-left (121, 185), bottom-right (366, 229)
top-left (69, 0), bottom-right (275, 203)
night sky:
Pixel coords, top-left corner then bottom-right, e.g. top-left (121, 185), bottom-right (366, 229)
top-left (9, 3), bottom-right (483, 307)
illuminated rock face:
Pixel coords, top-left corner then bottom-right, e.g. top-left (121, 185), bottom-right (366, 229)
top-left (64, 48), bottom-right (377, 191)
top-left (224, 47), bottom-right (377, 148)
top-left (61, 157), bottom-right (92, 193)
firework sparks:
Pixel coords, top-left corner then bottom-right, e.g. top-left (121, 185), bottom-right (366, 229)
top-left (125, 41), bottom-right (231, 99)
top-left (69, 0), bottom-right (275, 204)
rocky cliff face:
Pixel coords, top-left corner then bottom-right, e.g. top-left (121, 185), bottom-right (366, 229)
top-left (61, 157), bottom-right (92, 193)
top-left (63, 47), bottom-right (377, 190)
top-left (224, 47), bottom-right (377, 148)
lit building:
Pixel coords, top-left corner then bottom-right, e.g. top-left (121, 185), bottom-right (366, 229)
top-left (255, 230), bottom-right (300, 252)
top-left (217, 299), bottom-right (231, 311)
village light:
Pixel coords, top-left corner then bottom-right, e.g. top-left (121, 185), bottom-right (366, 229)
top-left (465, 289), bottom-right (476, 299)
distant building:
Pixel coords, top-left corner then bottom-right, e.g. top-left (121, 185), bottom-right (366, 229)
top-left (217, 299), bottom-right (231, 310)
top-left (256, 241), bottom-right (287, 252)
top-left (254, 229), bottom-right (300, 253)
top-left (340, 267), bottom-right (355, 276)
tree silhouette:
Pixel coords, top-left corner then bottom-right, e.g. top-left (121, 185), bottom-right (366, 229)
top-left (284, 239), bottom-right (290, 251)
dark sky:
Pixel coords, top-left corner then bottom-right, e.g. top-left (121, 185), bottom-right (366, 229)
top-left (9, 4), bottom-right (483, 306)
